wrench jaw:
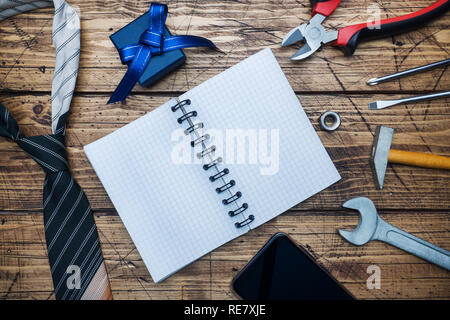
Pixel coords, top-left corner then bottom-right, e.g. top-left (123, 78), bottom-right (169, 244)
top-left (338, 229), bottom-right (365, 246)
top-left (338, 197), bottom-right (379, 246)
top-left (340, 197), bottom-right (450, 271)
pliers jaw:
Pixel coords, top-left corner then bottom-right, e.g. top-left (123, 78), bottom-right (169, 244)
top-left (282, 14), bottom-right (338, 61)
top-left (282, 0), bottom-right (450, 61)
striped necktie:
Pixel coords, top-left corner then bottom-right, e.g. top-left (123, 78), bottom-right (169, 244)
top-left (0, 0), bottom-right (112, 300)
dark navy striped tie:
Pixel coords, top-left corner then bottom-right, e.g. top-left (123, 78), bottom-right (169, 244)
top-left (0, 0), bottom-right (111, 300)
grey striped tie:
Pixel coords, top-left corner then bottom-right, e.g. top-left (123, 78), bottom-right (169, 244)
top-left (0, 0), bottom-right (112, 300)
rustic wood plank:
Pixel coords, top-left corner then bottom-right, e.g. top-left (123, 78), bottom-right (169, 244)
top-left (0, 0), bottom-right (449, 301)
top-left (1, 210), bottom-right (448, 299)
top-left (0, 93), bottom-right (448, 211)
top-left (0, 0), bottom-right (449, 93)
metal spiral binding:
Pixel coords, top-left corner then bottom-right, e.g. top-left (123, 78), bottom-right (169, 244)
top-left (171, 99), bottom-right (191, 112)
top-left (171, 98), bottom-right (253, 228)
top-left (191, 134), bottom-right (210, 147)
top-left (216, 180), bottom-right (235, 193)
top-left (203, 157), bottom-right (222, 170)
top-left (229, 203), bottom-right (248, 217)
top-left (222, 191), bottom-right (241, 205)
top-left (177, 111), bottom-right (197, 124)
top-left (185, 123), bottom-right (204, 135)
top-left (197, 145), bottom-right (216, 159)
top-left (235, 215), bottom-right (255, 228)
top-left (209, 168), bottom-right (229, 182)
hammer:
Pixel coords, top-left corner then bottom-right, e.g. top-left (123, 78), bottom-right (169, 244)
top-left (370, 126), bottom-right (450, 189)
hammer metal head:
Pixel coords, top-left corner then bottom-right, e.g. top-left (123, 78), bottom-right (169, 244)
top-left (370, 126), bottom-right (394, 189)
top-left (338, 197), bottom-right (379, 246)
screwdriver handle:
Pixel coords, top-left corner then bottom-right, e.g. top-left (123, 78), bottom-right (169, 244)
top-left (388, 149), bottom-right (450, 170)
top-left (334, 0), bottom-right (450, 55)
top-left (310, 0), bottom-right (342, 17)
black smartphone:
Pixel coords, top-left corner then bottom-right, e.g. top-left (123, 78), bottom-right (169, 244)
top-left (232, 233), bottom-right (354, 300)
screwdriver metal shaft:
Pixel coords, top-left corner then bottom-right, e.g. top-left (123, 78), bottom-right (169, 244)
top-left (369, 91), bottom-right (450, 110)
top-left (367, 58), bottom-right (450, 86)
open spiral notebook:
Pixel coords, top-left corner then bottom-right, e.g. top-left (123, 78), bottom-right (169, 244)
top-left (84, 48), bottom-right (340, 282)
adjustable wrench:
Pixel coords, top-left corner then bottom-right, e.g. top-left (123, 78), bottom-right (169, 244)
top-left (339, 197), bottom-right (450, 270)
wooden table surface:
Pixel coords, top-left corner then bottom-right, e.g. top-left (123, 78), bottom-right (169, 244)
top-left (0, 0), bottom-right (449, 300)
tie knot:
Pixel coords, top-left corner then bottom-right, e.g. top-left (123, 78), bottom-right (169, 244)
top-left (16, 134), bottom-right (69, 174)
top-left (139, 30), bottom-right (164, 55)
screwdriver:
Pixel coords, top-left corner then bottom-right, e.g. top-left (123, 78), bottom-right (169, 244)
top-left (367, 58), bottom-right (450, 86)
top-left (369, 91), bottom-right (450, 110)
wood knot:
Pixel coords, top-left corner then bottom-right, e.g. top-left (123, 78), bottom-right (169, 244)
top-left (39, 66), bottom-right (46, 73)
top-left (33, 104), bottom-right (43, 115)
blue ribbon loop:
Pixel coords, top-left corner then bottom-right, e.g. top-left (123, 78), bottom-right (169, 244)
top-left (108, 3), bottom-right (217, 104)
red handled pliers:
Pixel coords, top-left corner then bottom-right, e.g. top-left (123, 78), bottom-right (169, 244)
top-left (282, 0), bottom-right (450, 60)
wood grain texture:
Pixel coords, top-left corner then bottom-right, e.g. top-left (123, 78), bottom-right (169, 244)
top-left (0, 0), bottom-right (449, 93)
top-left (0, 94), bottom-right (448, 211)
top-left (0, 0), bottom-right (449, 300)
top-left (1, 210), bottom-right (449, 299)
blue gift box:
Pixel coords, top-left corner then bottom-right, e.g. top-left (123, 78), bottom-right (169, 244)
top-left (110, 12), bottom-right (186, 88)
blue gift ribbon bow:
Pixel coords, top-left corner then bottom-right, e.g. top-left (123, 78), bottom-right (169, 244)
top-left (108, 3), bottom-right (217, 104)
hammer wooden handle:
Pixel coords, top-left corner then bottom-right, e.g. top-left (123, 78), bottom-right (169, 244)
top-left (388, 149), bottom-right (450, 170)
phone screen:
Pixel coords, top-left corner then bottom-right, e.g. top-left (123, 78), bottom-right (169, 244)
top-left (232, 233), bottom-right (354, 300)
